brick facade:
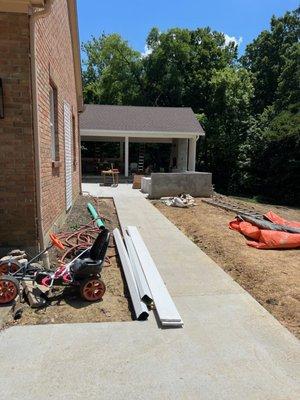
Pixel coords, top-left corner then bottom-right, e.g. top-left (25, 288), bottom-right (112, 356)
top-left (35, 0), bottom-right (80, 241)
top-left (0, 12), bottom-right (37, 250)
top-left (0, 0), bottom-right (81, 253)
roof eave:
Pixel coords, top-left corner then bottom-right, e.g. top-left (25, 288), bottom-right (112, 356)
top-left (66, 0), bottom-right (83, 113)
top-left (80, 128), bottom-right (204, 139)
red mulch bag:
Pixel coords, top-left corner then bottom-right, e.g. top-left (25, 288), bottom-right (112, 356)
top-left (229, 220), bottom-right (261, 240)
top-left (247, 230), bottom-right (300, 249)
top-left (229, 213), bottom-right (300, 250)
top-left (264, 211), bottom-right (300, 229)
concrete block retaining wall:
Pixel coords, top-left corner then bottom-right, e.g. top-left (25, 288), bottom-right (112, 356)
top-left (146, 172), bottom-right (213, 198)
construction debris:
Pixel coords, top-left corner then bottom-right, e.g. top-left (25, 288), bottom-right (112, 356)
top-left (114, 226), bottom-right (183, 328)
top-left (202, 194), bottom-right (261, 217)
top-left (132, 174), bottom-right (145, 189)
top-left (8, 249), bottom-right (27, 257)
top-left (0, 250), bottom-right (27, 263)
top-left (163, 193), bottom-right (196, 208)
top-left (123, 232), bottom-right (152, 305)
top-left (113, 228), bottom-right (149, 321)
top-left (22, 282), bottom-right (47, 308)
top-left (202, 194), bottom-right (300, 250)
top-left (230, 211), bottom-right (300, 249)
top-left (127, 226), bottom-right (183, 328)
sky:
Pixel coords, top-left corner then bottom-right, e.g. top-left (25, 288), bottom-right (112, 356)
top-left (77, 0), bottom-right (299, 60)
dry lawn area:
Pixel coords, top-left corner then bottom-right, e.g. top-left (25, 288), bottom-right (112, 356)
top-left (153, 197), bottom-right (300, 338)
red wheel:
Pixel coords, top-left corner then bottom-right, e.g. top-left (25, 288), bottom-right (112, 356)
top-left (0, 260), bottom-right (21, 276)
top-left (0, 275), bottom-right (19, 304)
top-left (80, 278), bottom-right (106, 302)
top-left (49, 233), bottom-right (65, 250)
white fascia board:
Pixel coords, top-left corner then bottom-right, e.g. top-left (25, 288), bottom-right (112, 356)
top-left (127, 226), bottom-right (183, 327)
top-left (113, 228), bottom-right (149, 321)
top-left (80, 129), bottom-right (202, 139)
top-left (124, 232), bottom-right (153, 304)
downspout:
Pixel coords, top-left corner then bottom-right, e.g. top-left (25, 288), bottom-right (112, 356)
top-left (29, 0), bottom-right (54, 252)
top-left (195, 134), bottom-right (199, 171)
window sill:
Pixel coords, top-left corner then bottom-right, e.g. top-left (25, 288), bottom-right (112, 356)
top-left (52, 160), bottom-right (61, 168)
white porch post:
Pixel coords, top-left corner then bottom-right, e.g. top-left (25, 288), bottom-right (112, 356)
top-left (188, 137), bottom-right (197, 171)
top-left (125, 136), bottom-right (129, 177)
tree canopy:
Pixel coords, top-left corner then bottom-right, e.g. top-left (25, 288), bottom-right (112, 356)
top-left (82, 8), bottom-right (300, 206)
top-left (241, 8), bottom-right (300, 114)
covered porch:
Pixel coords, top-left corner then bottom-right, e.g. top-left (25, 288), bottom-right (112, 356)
top-left (80, 131), bottom-right (198, 177)
top-left (80, 104), bottom-right (205, 179)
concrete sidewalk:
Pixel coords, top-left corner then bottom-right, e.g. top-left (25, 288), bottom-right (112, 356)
top-left (0, 183), bottom-right (299, 400)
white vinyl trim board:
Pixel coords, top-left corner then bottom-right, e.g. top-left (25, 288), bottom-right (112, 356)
top-left (124, 232), bottom-right (152, 304)
top-left (127, 226), bottom-right (183, 327)
top-left (113, 228), bottom-right (149, 321)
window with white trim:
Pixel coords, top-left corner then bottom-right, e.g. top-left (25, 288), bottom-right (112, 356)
top-left (72, 114), bottom-right (77, 170)
top-left (49, 84), bottom-right (59, 161)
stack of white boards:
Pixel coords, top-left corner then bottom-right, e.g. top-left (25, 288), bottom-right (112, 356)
top-left (113, 227), bottom-right (183, 328)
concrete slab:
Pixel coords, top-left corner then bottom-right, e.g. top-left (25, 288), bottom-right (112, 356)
top-left (0, 182), bottom-right (299, 400)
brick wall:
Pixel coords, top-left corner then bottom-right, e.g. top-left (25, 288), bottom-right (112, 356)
top-left (0, 1), bottom-right (81, 253)
top-left (35, 0), bottom-right (80, 241)
top-left (0, 13), bottom-right (37, 250)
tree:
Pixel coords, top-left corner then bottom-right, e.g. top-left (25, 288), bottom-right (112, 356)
top-left (241, 8), bottom-right (300, 114)
top-left (199, 67), bottom-right (254, 193)
top-left (275, 43), bottom-right (300, 110)
top-left (238, 105), bottom-right (300, 205)
top-left (82, 34), bottom-right (144, 105)
top-left (143, 27), bottom-right (237, 109)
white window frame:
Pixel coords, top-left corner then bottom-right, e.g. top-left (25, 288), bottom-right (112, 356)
top-left (49, 85), bottom-right (57, 161)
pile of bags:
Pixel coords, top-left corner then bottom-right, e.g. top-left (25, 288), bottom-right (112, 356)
top-left (163, 194), bottom-right (195, 208)
top-left (229, 211), bottom-right (300, 249)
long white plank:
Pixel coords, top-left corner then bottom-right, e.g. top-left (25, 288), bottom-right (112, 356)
top-left (113, 228), bottom-right (149, 321)
top-left (124, 232), bottom-right (153, 304)
top-left (127, 226), bottom-right (183, 327)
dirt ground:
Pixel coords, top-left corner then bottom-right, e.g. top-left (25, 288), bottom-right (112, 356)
top-left (7, 195), bottom-right (132, 327)
top-left (153, 196), bottom-right (300, 339)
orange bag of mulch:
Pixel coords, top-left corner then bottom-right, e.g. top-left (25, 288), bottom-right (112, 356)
top-left (229, 212), bottom-right (300, 250)
top-left (264, 211), bottom-right (300, 229)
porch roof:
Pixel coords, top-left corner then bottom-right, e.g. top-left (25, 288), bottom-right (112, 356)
top-left (80, 104), bottom-right (205, 138)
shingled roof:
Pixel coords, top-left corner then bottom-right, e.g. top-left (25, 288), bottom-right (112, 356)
top-left (80, 104), bottom-right (204, 135)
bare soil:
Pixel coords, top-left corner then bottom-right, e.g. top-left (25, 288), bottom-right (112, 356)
top-left (8, 196), bottom-right (133, 327)
top-left (153, 196), bottom-right (300, 339)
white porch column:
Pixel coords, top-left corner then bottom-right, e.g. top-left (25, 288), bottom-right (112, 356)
top-left (188, 137), bottom-right (197, 171)
top-left (125, 136), bottom-right (129, 177)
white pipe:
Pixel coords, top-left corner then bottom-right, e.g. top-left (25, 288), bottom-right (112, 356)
top-left (124, 232), bottom-right (152, 304)
top-left (113, 228), bottom-right (149, 321)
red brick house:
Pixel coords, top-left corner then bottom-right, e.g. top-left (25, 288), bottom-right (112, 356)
top-left (0, 0), bottom-right (83, 254)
